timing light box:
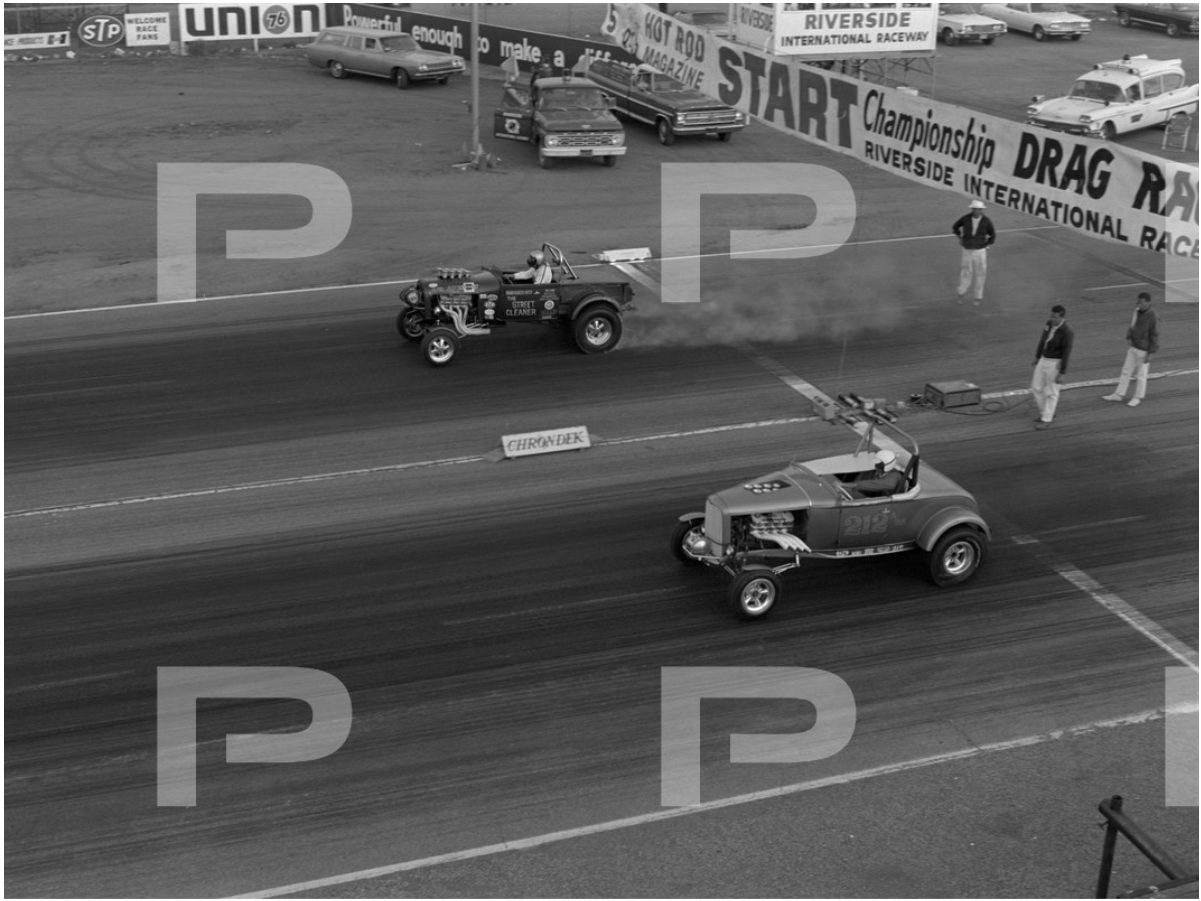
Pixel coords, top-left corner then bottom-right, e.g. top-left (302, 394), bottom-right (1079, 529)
top-left (924, 381), bottom-right (981, 409)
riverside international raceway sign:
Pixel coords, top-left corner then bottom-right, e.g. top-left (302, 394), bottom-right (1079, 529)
top-left (602, 3), bottom-right (1199, 261)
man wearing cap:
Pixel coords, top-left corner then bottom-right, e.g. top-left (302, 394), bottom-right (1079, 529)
top-left (952, 199), bottom-right (996, 305)
top-left (844, 449), bottom-right (905, 497)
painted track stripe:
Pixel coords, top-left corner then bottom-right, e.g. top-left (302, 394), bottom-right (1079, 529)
top-left (233, 707), bottom-right (1190, 899)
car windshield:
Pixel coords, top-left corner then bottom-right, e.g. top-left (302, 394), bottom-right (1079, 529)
top-left (941, 4), bottom-right (975, 14)
top-left (1069, 79), bottom-right (1125, 103)
top-left (380, 35), bottom-right (418, 53)
top-left (683, 12), bottom-right (726, 25)
top-left (1040, 3), bottom-right (1068, 11)
top-left (538, 88), bottom-right (606, 110)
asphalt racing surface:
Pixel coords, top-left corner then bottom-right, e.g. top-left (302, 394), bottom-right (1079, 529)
top-left (5, 7), bottom-right (1198, 899)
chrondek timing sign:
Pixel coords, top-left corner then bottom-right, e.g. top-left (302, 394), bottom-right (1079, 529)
top-left (502, 426), bottom-right (592, 459)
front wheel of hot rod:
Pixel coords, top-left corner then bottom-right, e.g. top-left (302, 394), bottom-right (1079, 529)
top-left (670, 517), bottom-right (706, 566)
top-left (573, 308), bottom-right (622, 354)
top-left (421, 327), bottom-right (459, 366)
top-left (727, 568), bottom-right (781, 620)
top-left (925, 526), bottom-right (986, 587)
top-left (397, 308), bottom-right (425, 341)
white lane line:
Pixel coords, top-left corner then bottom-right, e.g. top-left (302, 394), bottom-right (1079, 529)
top-left (1014, 534), bottom-right (1199, 672)
top-left (4, 419), bottom-right (814, 519)
top-left (6, 226), bottom-right (1065, 320)
top-left (234, 705), bottom-right (1192, 899)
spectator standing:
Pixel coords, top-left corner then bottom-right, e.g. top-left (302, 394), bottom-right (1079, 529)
top-left (1102, 292), bottom-right (1159, 408)
top-left (952, 199), bottom-right (996, 306)
top-left (1032, 304), bottom-right (1074, 430)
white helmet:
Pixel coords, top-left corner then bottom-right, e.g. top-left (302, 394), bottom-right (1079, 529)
top-left (875, 449), bottom-right (898, 470)
top-left (527, 250), bottom-right (545, 267)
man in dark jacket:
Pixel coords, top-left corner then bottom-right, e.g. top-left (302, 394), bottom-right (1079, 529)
top-left (952, 199), bottom-right (996, 306)
top-left (1032, 304), bottom-right (1074, 430)
top-left (1102, 292), bottom-right (1159, 408)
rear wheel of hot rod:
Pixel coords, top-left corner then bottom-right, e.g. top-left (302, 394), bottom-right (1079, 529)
top-left (573, 307), bottom-right (622, 354)
top-left (925, 526), bottom-right (986, 588)
top-left (728, 568), bottom-right (781, 620)
top-left (421, 327), bottom-right (459, 366)
top-left (397, 308), bottom-right (425, 341)
top-left (670, 517), bottom-right (706, 566)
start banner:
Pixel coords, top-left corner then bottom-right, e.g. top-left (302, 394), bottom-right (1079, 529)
top-left (602, 3), bottom-right (1198, 261)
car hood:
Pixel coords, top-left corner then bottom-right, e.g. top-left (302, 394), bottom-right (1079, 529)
top-left (707, 464), bottom-right (838, 516)
top-left (537, 109), bottom-right (622, 131)
top-left (940, 13), bottom-right (1001, 25)
top-left (401, 49), bottom-right (463, 66)
top-left (664, 91), bottom-right (733, 112)
top-left (1030, 96), bottom-right (1109, 122)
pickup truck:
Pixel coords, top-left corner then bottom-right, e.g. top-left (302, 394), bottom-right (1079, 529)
top-left (584, 59), bottom-right (747, 145)
top-left (492, 72), bottom-right (626, 169)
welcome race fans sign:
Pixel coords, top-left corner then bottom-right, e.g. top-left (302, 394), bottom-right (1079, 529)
top-left (602, 3), bottom-right (1198, 262)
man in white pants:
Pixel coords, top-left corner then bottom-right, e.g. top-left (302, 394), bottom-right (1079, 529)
top-left (1032, 304), bottom-right (1073, 430)
top-left (951, 199), bottom-right (996, 305)
top-left (1102, 292), bottom-right (1159, 408)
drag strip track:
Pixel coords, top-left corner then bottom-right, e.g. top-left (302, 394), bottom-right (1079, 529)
top-left (6, 258), bottom-right (1197, 896)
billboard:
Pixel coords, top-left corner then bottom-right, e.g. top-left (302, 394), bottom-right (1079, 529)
top-left (731, 2), bottom-right (937, 59)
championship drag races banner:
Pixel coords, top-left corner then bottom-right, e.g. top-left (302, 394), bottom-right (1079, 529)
top-left (602, 3), bottom-right (1198, 261)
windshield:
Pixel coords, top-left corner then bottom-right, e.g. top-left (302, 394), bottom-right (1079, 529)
top-left (684, 12), bottom-right (726, 25)
top-left (941, 4), bottom-right (975, 14)
top-left (1068, 79), bottom-right (1125, 103)
top-left (380, 35), bottom-right (418, 52)
top-left (1040, 4), bottom-right (1068, 11)
top-left (538, 87), bottom-right (607, 111)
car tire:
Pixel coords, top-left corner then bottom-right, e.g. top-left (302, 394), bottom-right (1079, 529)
top-left (1102, 121), bottom-right (1118, 141)
top-left (420, 327), bottom-right (459, 366)
top-left (397, 308), bottom-right (425, 342)
top-left (657, 118), bottom-right (676, 146)
top-left (670, 518), bottom-right (707, 566)
top-left (925, 526), bottom-right (986, 588)
top-left (573, 307), bottom-right (622, 354)
top-left (1033, 25), bottom-right (1046, 41)
top-left (395, 68), bottom-right (411, 90)
top-left (537, 139), bottom-right (553, 169)
top-left (941, 28), bottom-right (958, 46)
top-left (727, 568), bottom-right (781, 620)
top-left (329, 61), bottom-right (346, 79)
top-left (1166, 21), bottom-right (1181, 37)
top-left (1117, 10), bottom-right (1132, 27)
top-left (437, 76), bottom-right (449, 85)
top-left (718, 131), bottom-right (732, 142)
top-left (603, 153), bottom-right (617, 168)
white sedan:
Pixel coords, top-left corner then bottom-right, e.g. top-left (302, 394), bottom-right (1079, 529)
top-left (980, 3), bottom-right (1091, 41)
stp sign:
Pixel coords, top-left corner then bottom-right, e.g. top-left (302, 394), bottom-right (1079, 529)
top-left (78, 14), bottom-right (125, 47)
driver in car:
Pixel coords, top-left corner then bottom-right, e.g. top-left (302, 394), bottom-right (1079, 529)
top-left (512, 250), bottom-right (552, 284)
top-left (845, 449), bottom-right (905, 498)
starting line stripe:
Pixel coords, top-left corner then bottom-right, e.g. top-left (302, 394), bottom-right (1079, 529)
top-left (233, 706), bottom-right (1193, 899)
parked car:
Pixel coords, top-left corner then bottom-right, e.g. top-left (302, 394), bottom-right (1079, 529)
top-left (304, 26), bottom-right (464, 88)
top-left (584, 59), bottom-right (746, 145)
top-left (937, 3), bottom-right (1007, 45)
top-left (980, 3), bottom-right (1091, 40)
top-left (1026, 55), bottom-right (1199, 139)
top-left (1113, 3), bottom-right (1199, 38)
top-left (396, 243), bottom-right (635, 366)
top-left (670, 401), bottom-right (990, 620)
top-left (492, 71), bottom-right (626, 168)
top-left (673, 10), bottom-right (729, 34)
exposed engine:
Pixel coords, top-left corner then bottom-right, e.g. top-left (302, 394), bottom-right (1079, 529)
top-left (749, 510), bottom-right (794, 533)
top-left (734, 510), bottom-right (811, 553)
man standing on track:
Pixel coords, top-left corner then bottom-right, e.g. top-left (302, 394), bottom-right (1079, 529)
top-left (1032, 304), bottom-right (1074, 430)
top-left (1102, 291), bottom-right (1159, 408)
top-left (952, 199), bottom-right (995, 306)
